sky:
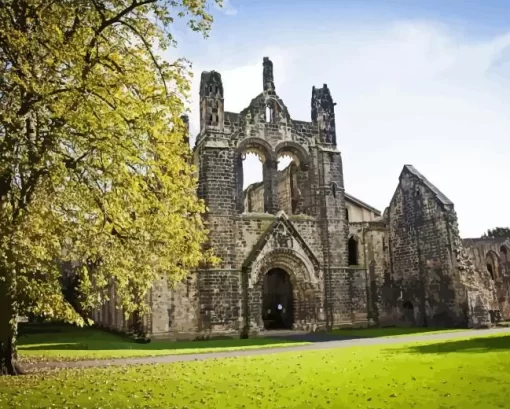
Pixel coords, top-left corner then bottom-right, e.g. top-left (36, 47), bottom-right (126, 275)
top-left (165, 0), bottom-right (510, 238)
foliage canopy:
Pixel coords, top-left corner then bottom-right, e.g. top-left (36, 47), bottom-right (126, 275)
top-left (0, 0), bottom-right (221, 373)
top-left (482, 227), bottom-right (510, 239)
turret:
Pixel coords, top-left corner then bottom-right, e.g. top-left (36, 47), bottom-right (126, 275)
top-left (263, 57), bottom-right (275, 93)
top-left (199, 71), bottom-right (224, 132)
top-left (311, 84), bottom-right (337, 145)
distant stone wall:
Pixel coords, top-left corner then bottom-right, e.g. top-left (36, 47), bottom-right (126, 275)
top-left (243, 182), bottom-right (264, 213)
top-left (244, 164), bottom-right (296, 215)
top-left (91, 281), bottom-right (130, 333)
top-left (463, 238), bottom-right (510, 320)
top-left (351, 221), bottom-right (391, 325)
top-left (277, 166), bottom-right (293, 214)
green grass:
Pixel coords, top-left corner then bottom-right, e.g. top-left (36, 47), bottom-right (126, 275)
top-left (18, 324), bottom-right (309, 362)
top-left (3, 332), bottom-right (510, 409)
top-left (332, 326), bottom-right (466, 338)
top-left (17, 323), bottom-right (474, 363)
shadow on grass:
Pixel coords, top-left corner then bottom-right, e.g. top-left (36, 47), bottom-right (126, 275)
top-left (18, 323), bottom-right (131, 346)
top-left (17, 323), bottom-right (305, 353)
top-left (329, 326), bottom-right (464, 339)
top-left (404, 334), bottom-right (510, 355)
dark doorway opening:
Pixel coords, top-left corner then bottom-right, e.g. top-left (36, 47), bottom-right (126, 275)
top-left (262, 268), bottom-right (294, 330)
top-left (402, 300), bottom-right (415, 324)
top-left (348, 236), bottom-right (358, 265)
top-left (486, 263), bottom-right (495, 280)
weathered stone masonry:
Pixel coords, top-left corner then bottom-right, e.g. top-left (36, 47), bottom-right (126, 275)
top-left (353, 166), bottom-right (509, 328)
top-left (91, 57), bottom-right (509, 337)
top-left (189, 56), bottom-right (366, 337)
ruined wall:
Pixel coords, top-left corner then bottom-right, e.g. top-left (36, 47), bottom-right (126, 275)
top-left (463, 238), bottom-right (510, 320)
top-left (196, 271), bottom-right (242, 335)
top-left (91, 281), bottom-right (130, 333)
top-left (93, 52), bottom-right (508, 338)
top-left (346, 205), bottom-right (376, 222)
top-left (348, 221), bottom-right (390, 325)
top-left (345, 194), bottom-right (384, 325)
top-left (90, 276), bottom-right (201, 339)
top-left (348, 223), bottom-right (367, 267)
top-left (243, 164), bottom-right (296, 215)
top-left (150, 277), bottom-right (200, 339)
top-left (291, 216), bottom-right (324, 265)
top-left (382, 165), bottom-right (497, 328)
top-left (345, 195), bottom-right (381, 223)
top-left (243, 182), bottom-right (264, 213)
top-left (234, 213), bottom-right (325, 331)
top-left (94, 57), bottom-right (371, 339)
top-left (234, 215), bottom-right (275, 267)
top-left (277, 166), bottom-right (293, 214)
top-left (386, 166), bottom-right (468, 327)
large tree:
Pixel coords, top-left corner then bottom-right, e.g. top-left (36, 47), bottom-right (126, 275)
top-left (0, 0), bottom-right (220, 375)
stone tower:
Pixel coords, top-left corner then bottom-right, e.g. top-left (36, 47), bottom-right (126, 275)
top-left (90, 61), bottom-right (509, 338)
top-left (193, 57), bottom-right (367, 337)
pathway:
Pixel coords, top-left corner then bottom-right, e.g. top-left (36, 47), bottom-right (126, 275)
top-left (24, 327), bottom-right (510, 372)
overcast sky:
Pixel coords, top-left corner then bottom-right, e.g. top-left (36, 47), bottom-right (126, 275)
top-left (166, 0), bottom-right (510, 238)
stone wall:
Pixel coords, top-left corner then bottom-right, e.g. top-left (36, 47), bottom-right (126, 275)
top-left (383, 165), bottom-right (495, 328)
top-left (385, 166), bottom-right (461, 326)
top-left (150, 277), bottom-right (200, 339)
top-left (243, 182), bottom-right (264, 213)
top-left (327, 267), bottom-right (368, 326)
top-left (277, 165), bottom-right (293, 214)
top-left (90, 58), bottom-right (506, 338)
top-left (349, 221), bottom-right (390, 325)
top-left (190, 57), bottom-right (367, 336)
top-left (463, 238), bottom-right (510, 320)
top-left (88, 58), bottom-right (488, 338)
top-left (244, 163), bottom-right (298, 215)
top-left (196, 270), bottom-right (242, 335)
top-left (91, 281), bottom-right (129, 333)
top-left (345, 194), bottom-right (381, 223)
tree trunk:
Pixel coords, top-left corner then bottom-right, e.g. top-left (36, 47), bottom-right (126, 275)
top-left (0, 270), bottom-right (21, 376)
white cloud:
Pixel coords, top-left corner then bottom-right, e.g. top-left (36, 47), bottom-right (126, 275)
top-left (186, 21), bottom-right (510, 237)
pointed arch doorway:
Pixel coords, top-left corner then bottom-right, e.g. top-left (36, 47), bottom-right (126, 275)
top-left (262, 268), bottom-right (294, 330)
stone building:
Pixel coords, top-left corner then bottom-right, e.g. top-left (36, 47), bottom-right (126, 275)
top-left (92, 58), bottom-right (510, 339)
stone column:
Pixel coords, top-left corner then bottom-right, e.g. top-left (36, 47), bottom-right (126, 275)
top-left (263, 158), bottom-right (279, 214)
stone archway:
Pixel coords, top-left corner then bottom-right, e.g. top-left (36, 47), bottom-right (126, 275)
top-left (262, 268), bottom-right (294, 329)
top-left (485, 251), bottom-right (501, 281)
top-left (247, 248), bottom-right (322, 332)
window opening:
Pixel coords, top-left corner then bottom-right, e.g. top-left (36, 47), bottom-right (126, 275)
top-left (348, 236), bottom-right (358, 265)
top-left (265, 106), bottom-right (272, 123)
top-left (241, 152), bottom-right (264, 213)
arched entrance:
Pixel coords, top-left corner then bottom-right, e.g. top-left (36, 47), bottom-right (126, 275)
top-left (262, 268), bottom-right (294, 330)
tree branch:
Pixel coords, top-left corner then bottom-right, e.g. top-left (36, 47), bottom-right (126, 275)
top-left (83, 0), bottom-right (158, 78)
top-left (116, 20), bottom-right (169, 96)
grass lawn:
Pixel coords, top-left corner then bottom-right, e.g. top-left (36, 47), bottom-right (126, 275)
top-left (332, 326), bottom-right (466, 338)
top-left (2, 332), bottom-right (510, 409)
top-left (18, 324), bottom-right (310, 362)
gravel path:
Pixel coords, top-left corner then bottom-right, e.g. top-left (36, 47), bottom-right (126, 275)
top-left (24, 327), bottom-right (510, 372)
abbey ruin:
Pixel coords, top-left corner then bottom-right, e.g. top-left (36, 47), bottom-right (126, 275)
top-left (93, 58), bottom-right (510, 339)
